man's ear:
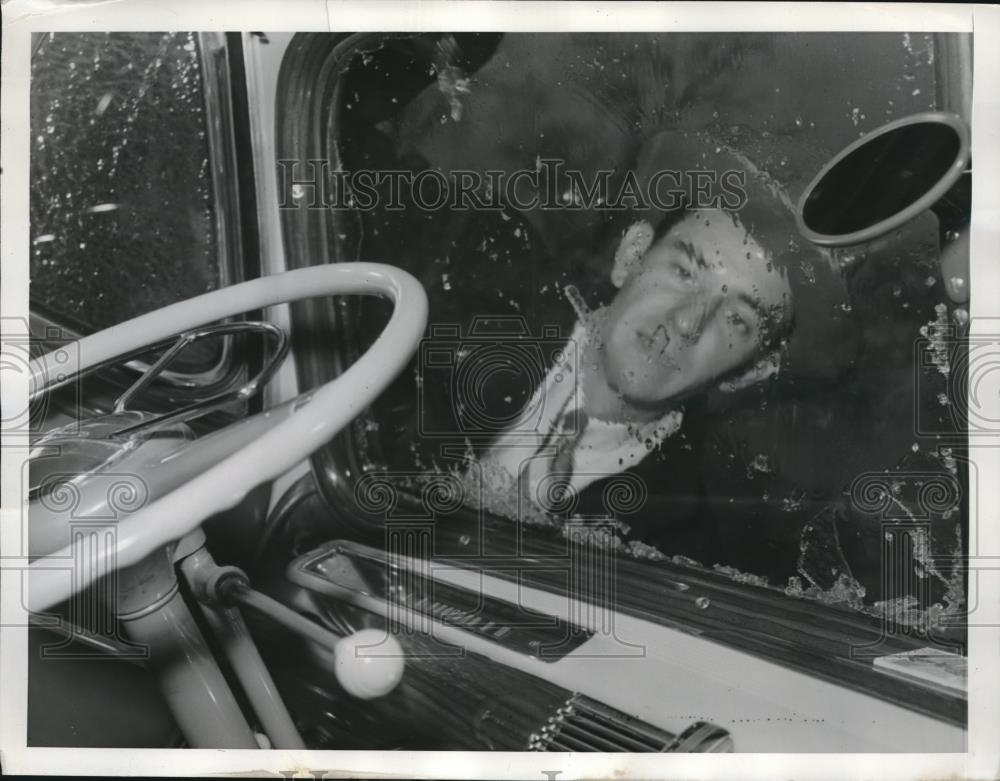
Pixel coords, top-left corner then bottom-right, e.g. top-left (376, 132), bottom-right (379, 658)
top-left (717, 349), bottom-right (781, 393)
top-left (612, 220), bottom-right (654, 288)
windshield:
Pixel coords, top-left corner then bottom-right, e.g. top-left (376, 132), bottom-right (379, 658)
top-left (301, 32), bottom-right (968, 633)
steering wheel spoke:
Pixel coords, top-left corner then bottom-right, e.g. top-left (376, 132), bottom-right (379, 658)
top-left (110, 320), bottom-right (289, 436)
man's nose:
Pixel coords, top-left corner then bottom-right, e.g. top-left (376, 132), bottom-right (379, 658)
top-left (674, 295), bottom-right (710, 339)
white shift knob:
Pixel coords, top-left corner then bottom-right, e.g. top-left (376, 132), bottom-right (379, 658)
top-left (333, 629), bottom-right (405, 699)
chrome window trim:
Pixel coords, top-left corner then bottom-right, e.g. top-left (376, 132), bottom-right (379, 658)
top-left (934, 33), bottom-right (973, 124)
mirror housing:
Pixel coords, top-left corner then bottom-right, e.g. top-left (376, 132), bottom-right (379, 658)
top-left (795, 111), bottom-right (971, 302)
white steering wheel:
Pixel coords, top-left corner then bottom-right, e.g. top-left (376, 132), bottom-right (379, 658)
top-left (28, 263), bottom-right (428, 613)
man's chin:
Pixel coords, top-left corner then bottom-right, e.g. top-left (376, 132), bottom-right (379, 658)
top-left (614, 375), bottom-right (689, 411)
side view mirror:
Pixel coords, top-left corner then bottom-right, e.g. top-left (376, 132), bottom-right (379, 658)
top-left (796, 111), bottom-right (971, 303)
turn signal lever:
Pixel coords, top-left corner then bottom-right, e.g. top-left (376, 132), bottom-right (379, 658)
top-left (196, 564), bottom-right (405, 700)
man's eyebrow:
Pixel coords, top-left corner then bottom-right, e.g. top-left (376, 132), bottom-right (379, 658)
top-left (674, 239), bottom-right (708, 269)
top-left (736, 291), bottom-right (770, 325)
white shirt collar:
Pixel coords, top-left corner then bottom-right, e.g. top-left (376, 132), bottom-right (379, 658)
top-left (485, 319), bottom-right (683, 494)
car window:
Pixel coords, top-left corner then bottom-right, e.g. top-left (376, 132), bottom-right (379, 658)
top-left (30, 32), bottom-right (224, 370)
top-left (299, 32), bottom-right (968, 632)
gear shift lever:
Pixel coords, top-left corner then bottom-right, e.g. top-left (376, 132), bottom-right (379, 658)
top-left (200, 565), bottom-right (406, 700)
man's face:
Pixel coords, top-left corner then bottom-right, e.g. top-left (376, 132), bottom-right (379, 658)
top-left (602, 211), bottom-right (792, 405)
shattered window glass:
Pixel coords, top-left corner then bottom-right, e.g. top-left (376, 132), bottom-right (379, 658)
top-left (30, 32), bottom-right (219, 336)
top-left (330, 32), bottom-right (967, 628)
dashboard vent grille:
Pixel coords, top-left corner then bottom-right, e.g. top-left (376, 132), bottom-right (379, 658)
top-left (528, 695), bottom-right (732, 752)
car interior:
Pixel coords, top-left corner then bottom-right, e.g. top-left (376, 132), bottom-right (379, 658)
top-left (24, 30), bottom-right (971, 752)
